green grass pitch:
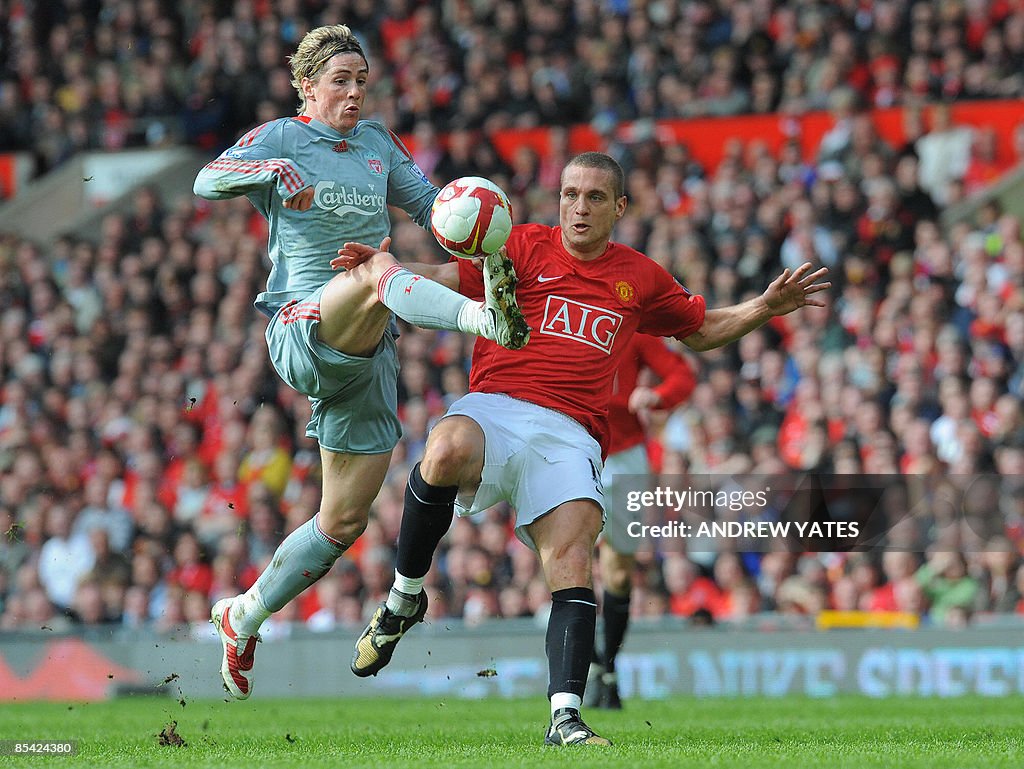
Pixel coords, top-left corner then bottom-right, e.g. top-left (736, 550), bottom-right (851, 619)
top-left (0, 696), bottom-right (1021, 768)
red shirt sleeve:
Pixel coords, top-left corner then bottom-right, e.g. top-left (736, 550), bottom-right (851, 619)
top-left (637, 264), bottom-right (706, 340)
top-left (636, 335), bottom-right (696, 409)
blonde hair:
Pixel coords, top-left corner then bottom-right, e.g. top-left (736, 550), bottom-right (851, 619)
top-left (288, 25), bottom-right (367, 113)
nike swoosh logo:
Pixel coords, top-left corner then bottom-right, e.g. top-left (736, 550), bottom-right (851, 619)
top-left (537, 275), bottom-right (563, 283)
top-left (235, 639), bottom-right (257, 670)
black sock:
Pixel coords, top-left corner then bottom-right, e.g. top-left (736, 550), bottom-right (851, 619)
top-left (546, 587), bottom-right (597, 699)
top-left (395, 463), bottom-right (458, 579)
top-left (601, 590), bottom-right (631, 673)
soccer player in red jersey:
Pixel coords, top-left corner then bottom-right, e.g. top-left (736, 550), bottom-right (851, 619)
top-left (337, 152), bottom-right (830, 746)
top-left (587, 334), bottom-right (696, 710)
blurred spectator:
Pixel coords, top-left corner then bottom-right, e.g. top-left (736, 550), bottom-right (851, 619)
top-left (2, 586), bottom-right (71, 632)
top-left (166, 530), bottom-right (213, 597)
top-left (867, 552), bottom-right (920, 612)
top-left (71, 580), bottom-right (112, 625)
top-left (84, 527), bottom-right (131, 591)
top-left (74, 476), bottom-right (134, 553)
top-left (121, 584), bottom-right (150, 629)
top-left (916, 103), bottom-right (974, 206)
top-left (915, 551), bottom-right (980, 625)
top-left (37, 505), bottom-right (94, 610)
top-left (975, 537), bottom-right (1021, 613)
top-left (664, 554), bottom-right (722, 617)
top-left (238, 406), bottom-right (292, 499)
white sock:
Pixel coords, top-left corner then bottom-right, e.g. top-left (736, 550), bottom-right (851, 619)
top-left (456, 299), bottom-right (490, 337)
top-left (379, 265), bottom-right (483, 333)
top-left (385, 572), bottom-right (425, 616)
top-left (230, 586), bottom-right (271, 636)
top-left (551, 692), bottom-right (582, 716)
top-left (393, 572), bottom-right (425, 595)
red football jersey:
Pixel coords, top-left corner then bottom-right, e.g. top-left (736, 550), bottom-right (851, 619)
top-left (457, 224), bottom-right (706, 455)
top-left (607, 334), bottom-right (696, 456)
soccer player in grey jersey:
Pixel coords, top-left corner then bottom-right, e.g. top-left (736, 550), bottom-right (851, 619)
top-left (194, 24), bottom-right (528, 700)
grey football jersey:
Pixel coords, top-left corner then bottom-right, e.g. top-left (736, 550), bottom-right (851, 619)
top-left (194, 116), bottom-right (439, 317)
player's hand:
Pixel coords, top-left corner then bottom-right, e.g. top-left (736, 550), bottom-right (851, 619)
top-left (762, 262), bottom-right (830, 316)
top-left (467, 245), bottom-right (506, 273)
top-left (283, 187), bottom-right (314, 211)
top-left (627, 385), bottom-right (661, 414)
top-left (331, 237), bottom-right (392, 270)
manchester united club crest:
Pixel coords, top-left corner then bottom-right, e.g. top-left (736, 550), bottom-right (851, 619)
top-left (615, 280), bottom-right (635, 303)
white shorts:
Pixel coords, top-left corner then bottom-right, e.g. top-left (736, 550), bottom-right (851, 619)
top-left (600, 443), bottom-right (651, 555)
top-left (443, 392), bottom-right (605, 551)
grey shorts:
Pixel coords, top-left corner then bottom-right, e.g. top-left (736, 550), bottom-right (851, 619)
top-left (264, 285), bottom-right (401, 454)
top-left (600, 443), bottom-right (651, 555)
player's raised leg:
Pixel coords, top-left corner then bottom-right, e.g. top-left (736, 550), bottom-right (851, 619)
top-left (527, 501), bottom-right (612, 747)
top-left (330, 240), bottom-right (529, 349)
top-left (351, 416), bottom-right (483, 676)
top-left (215, 449), bottom-right (391, 698)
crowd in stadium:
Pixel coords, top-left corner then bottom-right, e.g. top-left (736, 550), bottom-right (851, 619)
top-left (1, 0), bottom-right (1024, 634)
top-left (4, 0), bottom-right (1024, 170)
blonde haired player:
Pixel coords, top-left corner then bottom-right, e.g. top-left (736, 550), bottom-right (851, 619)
top-left (194, 24), bottom-right (527, 700)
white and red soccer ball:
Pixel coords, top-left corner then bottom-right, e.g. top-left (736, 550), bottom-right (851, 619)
top-left (430, 176), bottom-right (513, 258)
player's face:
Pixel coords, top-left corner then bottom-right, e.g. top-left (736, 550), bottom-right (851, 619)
top-left (558, 165), bottom-right (626, 260)
top-left (302, 53), bottom-right (368, 134)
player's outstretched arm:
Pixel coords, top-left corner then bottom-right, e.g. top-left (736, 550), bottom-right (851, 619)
top-left (333, 240), bottom-right (461, 290)
top-left (193, 122), bottom-right (311, 205)
top-left (682, 262), bottom-right (830, 351)
top-left (193, 156), bottom-right (312, 204)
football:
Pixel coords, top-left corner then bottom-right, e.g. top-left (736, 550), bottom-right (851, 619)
top-left (430, 176), bottom-right (513, 258)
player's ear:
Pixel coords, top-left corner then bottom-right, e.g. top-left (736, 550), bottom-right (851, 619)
top-left (615, 195), bottom-right (627, 219)
top-left (301, 77), bottom-right (316, 102)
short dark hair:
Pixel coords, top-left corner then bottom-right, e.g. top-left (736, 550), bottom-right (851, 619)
top-left (564, 152), bottom-right (625, 199)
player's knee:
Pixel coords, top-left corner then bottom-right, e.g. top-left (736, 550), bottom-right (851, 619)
top-left (420, 435), bottom-right (475, 486)
top-left (349, 249), bottom-right (398, 283)
top-left (326, 251), bottom-right (398, 313)
top-left (332, 516), bottom-right (368, 546)
top-left (317, 504), bottom-right (369, 545)
top-left (553, 539), bottom-right (595, 582)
